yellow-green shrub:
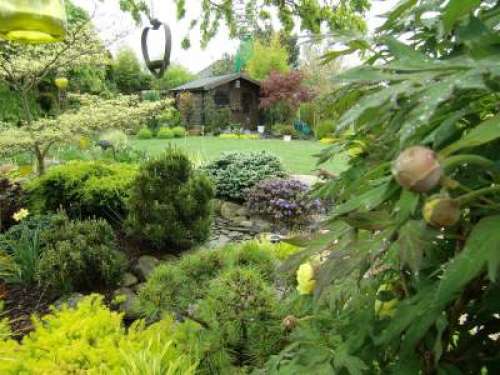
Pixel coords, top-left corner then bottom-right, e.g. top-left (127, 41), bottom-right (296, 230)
top-left (0, 295), bottom-right (197, 374)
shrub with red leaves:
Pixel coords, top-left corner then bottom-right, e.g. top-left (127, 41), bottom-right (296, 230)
top-left (259, 70), bottom-right (315, 122)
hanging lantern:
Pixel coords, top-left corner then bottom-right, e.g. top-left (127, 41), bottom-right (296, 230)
top-left (54, 76), bottom-right (69, 90)
top-left (0, 0), bottom-right (67, 44)
top-left (141, 18), bottom-right (171, 78)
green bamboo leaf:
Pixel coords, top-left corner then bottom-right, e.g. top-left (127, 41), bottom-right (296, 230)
top-left (440, 114), bottom-right (500, 156)
top-left (383, 37), bottom-right (428, 64)
top-left (442, 0), bottom-right (481, 33)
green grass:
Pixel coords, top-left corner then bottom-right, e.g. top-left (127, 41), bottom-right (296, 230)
top-left (131, 136), bottom-right (349, 175)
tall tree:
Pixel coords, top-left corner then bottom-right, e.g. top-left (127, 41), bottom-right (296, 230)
top-left (246, 35), bottom-right (289, 80)
top-left (110, 47), bottom-right (151, 94)
top-left (152, 64), bottom-right (194, 91)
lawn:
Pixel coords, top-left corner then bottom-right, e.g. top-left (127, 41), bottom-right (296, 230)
top-left (131, 136), bottom-right (349, 175)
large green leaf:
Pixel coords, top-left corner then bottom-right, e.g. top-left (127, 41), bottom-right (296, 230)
top-left (440, 114), bottom-right (500, 156)
top-left (397, 220), bottom-right (436, 274)
top-left (378, 215), bottom-right (500, 351)
top-left (329, 182), bottom-right (398, 219)
top-left (442, 0), bottom-right (481, 33)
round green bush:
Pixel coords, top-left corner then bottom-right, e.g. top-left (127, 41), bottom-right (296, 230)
top-left (27, 161), bottom-right (136, 224)
top-left (125, 148), bottom-right (214, 251)
top-left (157, 127), bottom-right (174, 139)
top-left (203, 151), bottom-right (287, 201)
top-left (171, 126), bottom-right (186, 138)
top-left (137, 127), bottom-right (154, 139)
top-left (37, 214), bottom-right (126, 295)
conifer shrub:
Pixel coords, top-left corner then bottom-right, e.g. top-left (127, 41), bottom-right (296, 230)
top-left (27, 161), bottom-right (136, 224)
top-left (203, 151), bottom-right (287, 201)
top-left (137, 241), bottom-right (277, 320)
top-left (196, 267), bottom-right (283, 370)
top-left (0, 295), bottom-right (197, 374)
top-left (37, 214), bottom-right (126, 294)
top-left (125, 149), bottom-right (214, 251)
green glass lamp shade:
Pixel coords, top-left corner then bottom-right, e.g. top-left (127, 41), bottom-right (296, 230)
top-left (0, 0), bottom-right (67, 44)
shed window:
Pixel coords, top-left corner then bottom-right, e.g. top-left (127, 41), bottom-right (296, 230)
top-left (214, 90), bottom-right (230, 106)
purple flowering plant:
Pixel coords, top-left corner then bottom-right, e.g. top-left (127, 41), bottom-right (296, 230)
top-left (246, 178), bottom-right (322, 226)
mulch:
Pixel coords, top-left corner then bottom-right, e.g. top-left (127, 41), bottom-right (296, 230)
top-left (2, 283), bottom-right (53, 340)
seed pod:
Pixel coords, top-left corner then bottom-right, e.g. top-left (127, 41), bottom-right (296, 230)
top-left (423, 196), bottom-right (461, 227)
top-left (392, 146), bottom-right (443, 192)
top-left (282, 315), bottom-right (298, 331)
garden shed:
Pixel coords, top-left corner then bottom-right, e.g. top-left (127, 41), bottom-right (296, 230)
top-left (170, 73), bottom-right (261, 130)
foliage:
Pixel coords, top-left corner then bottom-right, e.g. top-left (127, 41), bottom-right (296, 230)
top-left (99, 129), bottom-right (129, 152)
top-left (0, 178), bottom-right (25, 233)
top-left (137, 241), bottom-right (277, 319)
top-left (260, 70), bottom-right (315, 123)
top-left (136, 127), bottom-right (154, 139)
top-left (247, 179), bottom-right (322, 226)
top-left (0, 294), bottom-right (197, 374)
top-left (171, 126), bottom-right (187, 138)
top-left (211, 53), bottom-right (236, 76)
top-left (157, 127), bottom-right (174, 139)
top-left (125, 149), bottom-right (214, 251)
top-left (69, 64), bottom-right (108, 94)
top-left (314, 119), bottom-right (336, 139)
top-left (143, 90), bottom-right (160, 102)
top-left (27, 161), bottom-right (136, 224)
top-left (137, 241), bottom-right (283, 373)
top-left (196, 267), bottom-right (283, 370)
top-left (177, 92), bottom-right (194, 126)
top-left (266, 1), bottom-right (500, 373)
top-left (120, 0), bottom-right (368, 47)
top-left (272, 123), bottom-right (297, 137)
top-left (246, 35), bottom-right (289, 80)
top-left (0, 94), bottom-right (170, 175)
top-left (203, 151), bottom-right (286, 201)
top-left (204, 97), bottom-right (232, 134)
top-left (37, 214), bottom-right (126, 295)
top-left (0, 83), bottom-right (41, 125)
top-left (0, 215), bottom-right (48, 285)
top-left (153, 64), bottom-right (195, 91)
top-left (110, 47), bottom-right (151, 94)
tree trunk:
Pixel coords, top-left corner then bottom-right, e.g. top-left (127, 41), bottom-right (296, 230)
top-left (34, 145), bottom-right (45, 176)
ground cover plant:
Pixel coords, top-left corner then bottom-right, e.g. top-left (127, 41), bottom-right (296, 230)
top-left (203, 151), bottom-right (287, 201)
top-left (246, 178), bottom-right (323, 226)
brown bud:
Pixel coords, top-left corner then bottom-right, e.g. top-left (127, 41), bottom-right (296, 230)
top-left (392, 146), bottom-right (443, 192)
top-left (423, 196), bottom-right (461, 227)
top-left (282, 315), bottom-right (298, 331)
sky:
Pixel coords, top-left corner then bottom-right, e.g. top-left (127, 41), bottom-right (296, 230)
top-left (73, 0), bottom-right (400, 74)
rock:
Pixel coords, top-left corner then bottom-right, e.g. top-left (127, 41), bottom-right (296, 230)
top-left (121, 272), bottom-right (138, 287)
top-left (133, 282), bottom-right (146, 293)
top-left (252, 217), bottom-right (273, 232)
top-left (54, 293), bottom-right (85, 309)
top-left (113, 287), bottom-right (140, 320)
top-left (160, 254), bottom-right (178, 263)
top-left (220, 201), bottom-right (248, 221)
top-left (133, 255), bottom-right (160, 280)
top-left (207, 234), bottom-right (232, 249)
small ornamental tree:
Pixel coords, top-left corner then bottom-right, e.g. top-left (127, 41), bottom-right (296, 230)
top-left (0, 95), bottom-right (170, 175)
top-left (259, 70), bottom-right (315, 124)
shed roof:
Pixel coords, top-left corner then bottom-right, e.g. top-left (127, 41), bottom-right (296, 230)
top-left (170, 73), bottom-right (260, 92)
